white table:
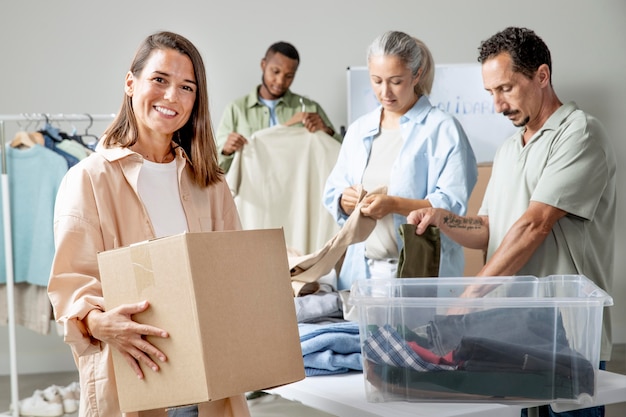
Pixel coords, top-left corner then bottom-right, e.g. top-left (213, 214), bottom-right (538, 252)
top-left (269, 370), bottom-right (626, 417)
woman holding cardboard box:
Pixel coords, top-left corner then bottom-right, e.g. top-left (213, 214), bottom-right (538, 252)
top-left (47, 31), bottom-right (249, 417)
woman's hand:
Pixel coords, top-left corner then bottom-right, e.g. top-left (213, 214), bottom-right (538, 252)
top-left (85, 301), bottom-right (169, 379)
top-left (360, 193), bottom-right (394, 220)
top-left (340, 185), bottom-right (365, 215)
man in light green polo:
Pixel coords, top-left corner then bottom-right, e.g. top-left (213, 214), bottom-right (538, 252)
top-left (407, 26), bottom-right (616, 417)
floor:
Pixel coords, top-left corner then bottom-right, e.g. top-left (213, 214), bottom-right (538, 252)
top-left (1, 344), bottom-right (625, 416)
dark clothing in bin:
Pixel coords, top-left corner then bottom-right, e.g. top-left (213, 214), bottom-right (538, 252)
top-left (362, 307), bottom-right (595, 400)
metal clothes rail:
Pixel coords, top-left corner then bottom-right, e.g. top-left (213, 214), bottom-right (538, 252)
top-left (0, 113), bottom-right (114, 417)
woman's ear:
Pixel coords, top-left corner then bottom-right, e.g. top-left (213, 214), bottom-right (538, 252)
top-left (125, 71), bottom-right (134, 96)
top-left (412, 67), bottom-right (423, 90)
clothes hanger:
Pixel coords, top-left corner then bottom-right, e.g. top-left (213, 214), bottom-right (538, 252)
top-left (10, 131), bottom-right (37, 149)
top-left (10, 114), bottom-right (45, 147)
top-left (38, 113), bottom-right (64, 142)
top-left (28, 131), bottom-right (45, 145)
top-left (77, 113), bottom-right (99, 145)
top-left (283, 97), bottom-right (309, 127)
top-left (55, 115), bottom-right (75, 140)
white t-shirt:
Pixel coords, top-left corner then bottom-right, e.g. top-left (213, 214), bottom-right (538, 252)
top-left (362, 128), bottom-right (403, 260)
top-left (137, 159), bottom-right (188, 238)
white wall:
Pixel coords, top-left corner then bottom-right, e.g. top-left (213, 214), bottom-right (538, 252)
top-left (1, 0), bottom-right (625, 374)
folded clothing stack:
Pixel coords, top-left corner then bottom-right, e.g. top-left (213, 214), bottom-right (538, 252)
top-left (299, 321), bottom-right (363, 376)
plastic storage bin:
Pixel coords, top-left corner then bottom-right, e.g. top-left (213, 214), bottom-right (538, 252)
top-left (349, 275), bottom-right (612, 406)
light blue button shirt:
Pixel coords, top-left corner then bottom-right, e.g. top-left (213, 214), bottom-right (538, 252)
top-left (259, 97), bottom-right (279, 127)
top-left (323, 95), bottom-right (478, 290)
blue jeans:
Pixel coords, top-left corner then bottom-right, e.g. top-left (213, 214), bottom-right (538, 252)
top-left (167, 405), bottom-right (198, 417)
top-left (521, 361), bottom-right (606, 417)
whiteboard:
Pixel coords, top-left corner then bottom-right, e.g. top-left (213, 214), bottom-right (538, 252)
top-left (346, 64), bottom-right (517, 163)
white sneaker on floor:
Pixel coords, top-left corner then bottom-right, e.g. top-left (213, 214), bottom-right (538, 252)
top-left (46, 383), bottom-right (80, 414)
top-left (18, 390), bottom-right (64, 417)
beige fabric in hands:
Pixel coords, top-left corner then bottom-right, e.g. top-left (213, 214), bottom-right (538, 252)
top-left (289, 186), bottom-right (385, 296)
top-left (225, 125), bottom-right (340, 255)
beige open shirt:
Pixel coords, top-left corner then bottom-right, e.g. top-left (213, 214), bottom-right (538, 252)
top-left (48, 145), bottom-right (249, 417)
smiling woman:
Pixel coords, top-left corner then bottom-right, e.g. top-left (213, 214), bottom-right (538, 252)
top-left (124, 48), bottom-right (197, 163)
top-left (46, 31), bottom-right (249, 417)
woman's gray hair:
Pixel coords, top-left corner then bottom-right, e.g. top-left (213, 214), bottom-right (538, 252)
top-left (367, 31), bottom-right (435, 96)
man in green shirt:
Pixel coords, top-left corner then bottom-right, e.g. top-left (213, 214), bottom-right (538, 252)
top-left (216, 41), bottom-right (342, 173)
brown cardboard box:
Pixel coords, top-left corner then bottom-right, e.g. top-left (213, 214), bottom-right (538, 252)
top-left (463, 163), bottom-right (492, 276)
top-left (98, 229), bottom-right (305, 412)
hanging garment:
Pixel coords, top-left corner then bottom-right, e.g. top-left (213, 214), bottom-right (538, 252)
top-left (397, 224), bottom-right (441, 278)
top-left (0, 141), bottom-right (67, 334)
top-left (226, 125), bottom-right (340, 255)
top-left (0, 144), bottom-right (67, 286)
top-left (56, 139), bottom-right (91, 161)
top-left (39, 123), bottom-right (80, 168)
top-left (0, 283), bottom-right (53, 334)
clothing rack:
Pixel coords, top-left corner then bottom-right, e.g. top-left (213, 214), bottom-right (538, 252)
top-left (0, 113), bottom-right (115, 417)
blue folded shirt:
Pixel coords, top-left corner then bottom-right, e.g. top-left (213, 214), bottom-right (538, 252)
top-left (299, 321), bottom-right (363, 376)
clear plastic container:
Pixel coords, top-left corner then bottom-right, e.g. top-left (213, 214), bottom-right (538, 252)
top-left (349, 275), bottom-right (612, 406)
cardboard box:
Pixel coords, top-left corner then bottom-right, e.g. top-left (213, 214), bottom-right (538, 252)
top-left (463, 162), bottom-right (492, 276)
top-left (350, 275), bottom-right (612, 406)
top-left (98, 229), bottom-right (305, 412)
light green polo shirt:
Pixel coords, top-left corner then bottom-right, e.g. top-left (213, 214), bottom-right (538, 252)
top-left (479, 102), bottom-right (616, 360)
top-left (215, 86), bottom-right (342, 172)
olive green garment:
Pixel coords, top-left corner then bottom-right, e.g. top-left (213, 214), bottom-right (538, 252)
top-left (397, 224), bottom-right (441, 278)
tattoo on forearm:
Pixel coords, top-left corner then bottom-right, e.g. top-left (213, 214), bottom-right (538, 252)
top-left (443, 215), bottom-right (482, 230)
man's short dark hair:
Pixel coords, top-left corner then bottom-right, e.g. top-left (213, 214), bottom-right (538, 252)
top-left (266, 41), bottom-right (300, 63)
top-left (478, 27), bottom-right (552, 82)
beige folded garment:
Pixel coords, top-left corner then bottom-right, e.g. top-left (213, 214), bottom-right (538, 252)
top-left (289, 186), bottom-right (385, 296)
